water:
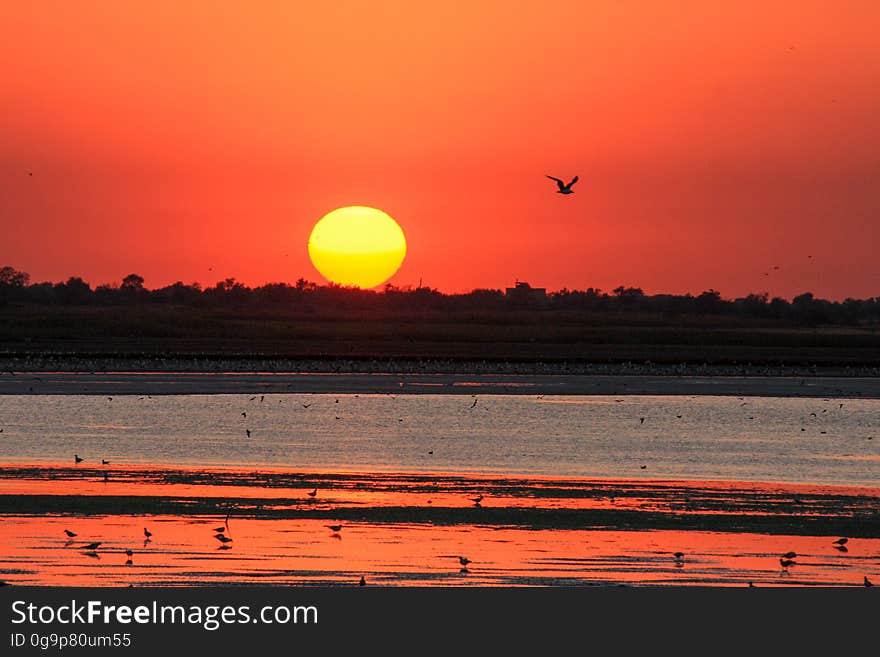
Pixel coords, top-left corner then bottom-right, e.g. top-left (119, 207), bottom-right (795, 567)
top-left (0, 394), bottom-right (877, 486)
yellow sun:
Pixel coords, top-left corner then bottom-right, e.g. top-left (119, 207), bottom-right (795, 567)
top-left (308, 206), bottom-right (407, 289)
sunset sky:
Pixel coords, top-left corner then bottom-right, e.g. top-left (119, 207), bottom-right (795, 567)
top-left (1, 1), bottom-right (878, 299)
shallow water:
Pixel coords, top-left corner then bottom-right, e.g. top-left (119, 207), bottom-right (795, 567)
top-left (2, 514), bottom-right (877, 587)
top-left (0, 394), bottom-right (877, 486)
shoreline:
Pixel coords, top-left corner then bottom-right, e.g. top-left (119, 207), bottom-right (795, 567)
top-left (2, 371), bottom-right (880, 397)
top-left (2, 465), bottom-right (878, 536)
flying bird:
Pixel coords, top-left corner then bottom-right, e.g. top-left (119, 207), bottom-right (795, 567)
top-left (546, 175), bottom-right (579, 194)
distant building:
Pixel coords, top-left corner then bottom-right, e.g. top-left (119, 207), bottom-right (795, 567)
top-left (505, 280), bottom-right (548, 306)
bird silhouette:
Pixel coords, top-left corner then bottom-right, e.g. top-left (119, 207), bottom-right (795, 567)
top-left (470, 398), bottom-right (478, 408)
top-left (213, 526), bottom-right (225, 533)
top-left (101, 459), bottom-right (110, 465)
top-left (459, 556), bottom-right (472, 567)
top-left (64, 529), bottom-right (77, 538)
top-left (780, 558), bottom-right (796, 568)
top-left (833, 537), bottom-right (848, 545)
top-left (470, 494), bottom-right (483, 507)
top-left (74, 454), bottom-right (83, 464)
top-left (82, 542), bottom-right (102, 550)
top-left (782, 551), bottom-right (797, 559)
top-left (215, 534), bottom-right (233, 543)
top-left (359, 575), bottom-right (366, 586)
top-left (125, 548), bottom-right (133, 557)
top-left (866, 576), bottom-right (874, 588)
top-left (143, 528), bottom-right (152, 539)
top-left (326, 524), bottom-right (343, 534)
top-left (308, 488), bottom-right (317, 498)
top-left (546, 175), bottom-right (579, 194)
top-left (245, 429), bottom-right (251, 438)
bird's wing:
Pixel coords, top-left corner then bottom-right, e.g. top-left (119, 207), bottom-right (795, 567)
top-left (546, 175), bottom-right (565, 190)
top-left (568, 175), bottom-right (579, 187)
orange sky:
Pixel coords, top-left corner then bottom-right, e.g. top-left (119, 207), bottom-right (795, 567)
top-left (1, 1), bottom-right (878, 299)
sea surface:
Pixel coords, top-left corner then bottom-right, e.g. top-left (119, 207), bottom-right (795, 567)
top-left (0, 393), bottom-right (877, 486)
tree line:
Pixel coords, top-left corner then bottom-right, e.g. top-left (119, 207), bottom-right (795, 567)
top-left (1, 266), bottom-right (878, 325)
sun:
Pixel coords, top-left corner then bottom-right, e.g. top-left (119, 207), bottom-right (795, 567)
top-left (308, 206), bottom-right (407, 289)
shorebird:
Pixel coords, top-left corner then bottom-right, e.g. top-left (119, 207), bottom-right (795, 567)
top-left (835, 544), bottom-right (849, 552)
top-left (639, 417), bottom-right (645, 424)
top-left (213, 526), bottom-right (225, 533)
top-left (125, 548), bottom-right (133, 557)
top-left (546, 175), bottom-right (579, 194)
top-left (241, 412), bottom-right (246, 418)
top-left (326, 524), bottom-right (343, 534)
top-left (459, 556), bottom-right (472, 567)
top-left (82, 542), bottom-right (102, 550)
top-left (215, 534), bottom-right (233, 543)
top-left (359, 575), bottom-right (366, 586)
top-left (780, 558), bottom-right (796, 569)
top-left (74, 454), bottom-right (83, 464)
top-left (101, 459), bottom-right (110, 465)
top-left (64, 529), bottom-right (77, 538)
top-left (833, 537), bottom-right (848, 545)
top-left (143, 528), bottom-right (152, 539)
top-left (866, 576), bottom-right (874, 588)
top-left (245, 429), bottom-right (251, 438)
top-left (674, 552), bottom-right (685, 560)
top-left (782, 551), bottom-right (797, 560)
top-left (470, 494), bottom-right (483, 507)
top-left (308, 488), bottom-right (317, 498)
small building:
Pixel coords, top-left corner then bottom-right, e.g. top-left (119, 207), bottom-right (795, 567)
top-left (505, 280), bottom-right (548, 306)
